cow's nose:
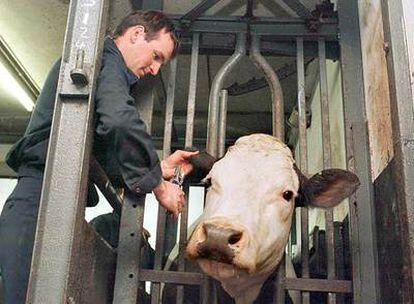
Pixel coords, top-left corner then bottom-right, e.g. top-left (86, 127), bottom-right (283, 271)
top-left (196, 223), bottom-right (243, 264)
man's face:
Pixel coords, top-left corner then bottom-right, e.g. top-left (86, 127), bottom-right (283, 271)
top-left (125, 26), bottom-right (175, 78)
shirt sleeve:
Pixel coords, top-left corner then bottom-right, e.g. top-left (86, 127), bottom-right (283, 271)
top-left (94, 59), bottom-right (162, 194)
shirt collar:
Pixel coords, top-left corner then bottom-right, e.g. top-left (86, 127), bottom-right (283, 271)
top-left (104, 37), bottom-right (139, 85)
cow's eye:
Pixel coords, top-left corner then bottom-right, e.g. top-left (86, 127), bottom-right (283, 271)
top-left (283, 190), bottom-right (294, 201)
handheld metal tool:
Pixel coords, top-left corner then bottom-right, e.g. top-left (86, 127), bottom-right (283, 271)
top-left (170, 165), bottom-right (185, 189)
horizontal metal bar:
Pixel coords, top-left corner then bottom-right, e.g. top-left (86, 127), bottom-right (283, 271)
top-left (170, 15), bottom-right (338, 40)
top-left (140, 270), bottom-right (205, 285)
top-left (284, 278), bottom-right (353, 293)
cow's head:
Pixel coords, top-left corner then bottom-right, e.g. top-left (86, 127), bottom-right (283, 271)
top-left (186, 134), bottom-right (359, 303)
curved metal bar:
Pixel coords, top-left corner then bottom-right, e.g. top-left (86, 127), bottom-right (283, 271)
top-left (206, 33), bottom-right (246, 157)
top-left (250, 35), bottom-right (285, 140)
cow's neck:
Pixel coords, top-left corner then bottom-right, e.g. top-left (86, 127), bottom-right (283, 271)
top-left (220, 271), bottom-right (271, 304)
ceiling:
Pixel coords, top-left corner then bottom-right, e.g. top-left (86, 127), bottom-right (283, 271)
top-left (0, 0), bottom-right (328, 176)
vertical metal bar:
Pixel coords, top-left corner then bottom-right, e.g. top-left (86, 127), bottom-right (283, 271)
top-left (218, 89), bottom-right (228, 157)
top-left (381, 0), bottom-right (414, 299)
top-left (337, 0), bottom-right (379, 303)
top-left (151, 57), bottom-right (178, 304)
top-left (26, 0), bottom-right (108, 303)
top-left (176, 184), bottom-right (190, 304)
top-left (275, 255), bottom-right (286, 303)
top-left (151, 211), bottom-right (167, 304)
top-left (200, 277), bottom-right (211, 304)
top-left (297, 37), bottom-right (310, 304)
top-left (163, 58), bottom-right (178, 157)
top-left (319, 37), bottom-right (336, 304)
top-left (249, 35), bottom-right (285, 140)
top-left (113, 192), bottom-right (146, 304)
top-left (185, 33), bottom-right (200, 148)
top-left (206, 33), bottom-right (246, 157)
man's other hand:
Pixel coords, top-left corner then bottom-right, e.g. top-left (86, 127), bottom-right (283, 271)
top-left (153, 179), bottom-right (185, 219)
top-left (161, 150), bottom-right (199, 180)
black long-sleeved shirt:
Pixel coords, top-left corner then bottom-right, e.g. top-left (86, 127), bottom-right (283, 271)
top-left (6, 38), bottom-right (162, 194)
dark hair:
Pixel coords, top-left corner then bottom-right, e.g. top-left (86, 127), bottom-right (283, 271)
top-left (113, 10), bottom-right (179, 58)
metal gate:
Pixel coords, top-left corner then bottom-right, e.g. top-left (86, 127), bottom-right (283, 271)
top-left (26, 0), bottom-right (382, 303)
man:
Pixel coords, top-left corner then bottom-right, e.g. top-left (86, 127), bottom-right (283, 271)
top-left (0, 10), bottom-right (196, 303)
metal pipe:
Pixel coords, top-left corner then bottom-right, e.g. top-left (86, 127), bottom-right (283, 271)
top-left (318, 37), bottom-right (336, 304)
top-left (250, 35), bottom-right (285, 140)
top-left (206, 33), bottom-right (246, 157)
top-left (185, 33), bottom-right (200, 148)
top-left (152, 57), bottom-right (178, 303)
top-left (297, 37), bottom-right (310, 304)
top-left (218, 89), bottom-right (228, 157)
top-left (163, 57), bottom-right (178, 158)
top-left (176, 184), bottom-right (190, 304)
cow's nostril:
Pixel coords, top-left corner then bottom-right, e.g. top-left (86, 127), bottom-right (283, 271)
top-left (228, 232), bottom-right (242, 245)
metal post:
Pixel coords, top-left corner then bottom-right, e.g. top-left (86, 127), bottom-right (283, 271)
top-left (337, 0), bottom-right (379, 302)
top-left (381, 0), bottom-right (414, 300)
top-left (185, 33), bottom-right (200, 148)
top-left (152, 57), bottom-right (178, 304)
top-left (113, 192), bottom-right (146, 304)
top-left (26, 0), bottom-right (109, 302)
top-left (318, 37), bottom-right (336, 304)
top-left (296, 37), bottom-right (310, 304)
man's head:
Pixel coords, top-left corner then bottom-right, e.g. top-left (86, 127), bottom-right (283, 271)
top-left (113, 10), bottom-right (179, 78)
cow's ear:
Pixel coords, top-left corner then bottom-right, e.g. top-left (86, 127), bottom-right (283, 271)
top-left (185, 151), bottom-right (217, 184)
top-left (296, 169), bottom-right (360, 208)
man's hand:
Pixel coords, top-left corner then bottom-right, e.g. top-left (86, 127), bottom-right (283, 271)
top-left (161, 150), bottom-right (199, 180)
top-left (153, 179), bottom-right (185, 219)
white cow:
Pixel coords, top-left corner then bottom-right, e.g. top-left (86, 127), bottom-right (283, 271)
top-left (186, 134), bottom-right (359, 304)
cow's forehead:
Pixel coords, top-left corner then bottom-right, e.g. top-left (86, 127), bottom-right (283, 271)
top-left (230, 134), bottom-right (294, 161)
top-left (210, 134), bottom-right (298, 190)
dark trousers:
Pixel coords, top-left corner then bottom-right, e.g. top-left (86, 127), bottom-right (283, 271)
top-left (0, 168), bottom-right (43, 304)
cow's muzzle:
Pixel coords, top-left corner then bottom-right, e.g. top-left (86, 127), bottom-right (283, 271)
top-left (195, 223), bottom-right (244, 264)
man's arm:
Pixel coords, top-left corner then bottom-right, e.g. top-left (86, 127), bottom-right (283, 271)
top-left (95, 59), bottom-right (161, 194)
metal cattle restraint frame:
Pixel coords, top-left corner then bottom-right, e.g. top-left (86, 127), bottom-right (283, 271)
top-left (25, 0), bottom-right (390, 303)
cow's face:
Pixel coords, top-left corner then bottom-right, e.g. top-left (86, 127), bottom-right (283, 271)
top-left (187, 134), bottom-right (298, 280)
top-left (185, 133), bottom-right (359, 302)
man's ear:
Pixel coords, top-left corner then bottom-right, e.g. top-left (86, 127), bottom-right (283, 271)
top-left (185, 151), bottom-right (217, 184)
top-left (130, 25), bottom-right (146, 43)
top-left (295, 169), bottom-right (360, 208)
